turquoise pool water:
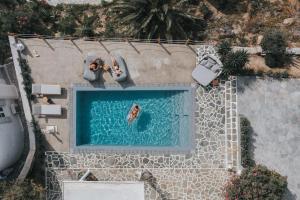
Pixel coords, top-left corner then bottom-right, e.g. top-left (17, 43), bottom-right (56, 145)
top-left (73, 86), bottom-right (194, 151)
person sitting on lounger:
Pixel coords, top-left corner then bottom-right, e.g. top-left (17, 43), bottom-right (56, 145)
top-left (89, 58), bottom-right (103, 71)
top-left (128, 105), bottom-right (140, 122)
top-left (111, 58), bottom-right (122, 76)
top-left (43, 96), bottom-right (54, 104)
top-left (89, 62), bottom-right (99, 71)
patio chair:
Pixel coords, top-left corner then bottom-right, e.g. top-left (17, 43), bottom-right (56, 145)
top-left (192, 55), bottom-right (222, 86)
top-left (110, 53), bottom-right (128, 82)
top-left (32, 104), bottom-right (62, 116)
top-left (83, 53), bottom-right (101, 81)
top-left (32, 84), bottom-right (61, 95)
top-left (41, 125), bottom-right (58, 134)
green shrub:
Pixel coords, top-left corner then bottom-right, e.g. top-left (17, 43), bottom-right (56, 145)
top-left (58, 15), bottom-right (77, 35)
top-left (209, 0), bottom-right (243, 12)
top-left (225, 165), bottom-right (287, 200)
top-left (200, 3), bottom-right (213, 20)
top-left (0, 179), bottom-right (45, 200)
top-left (217, 40), bottom-right (232, 62)
top-left (264, 53), bottom-right (286, 68)
top-left (250, 0), bottom-right (267, 16)
top-left (240, 117), bottom-right (255, 168)
top-left (79, 15), bottom-right (96, 37)
top-left (261, 30), bottom-right (288, 68)
top-left (29, 119), bottom-right (46, 184)
top-left (111, 0), bottom-right (207, 40)
top-left (19, 59), bottom-right (34, 99)
top-left (266, 71), bottom-right (289, 79)
top-left (222, 50), bottom-right (249, 76)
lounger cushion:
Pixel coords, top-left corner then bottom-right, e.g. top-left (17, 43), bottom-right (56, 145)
top-left (83, 53), bottom-right (101, 81)
top-left (32, 104), bottom-right (62, 115)
top-left (110, 54), bottom-right (128, 82)
top-left (192, 65), bottom-right (217, 86)
top-left (192, 55), bottom-right (223, 86)
top-left (32, 84), bottom-right (61, 95)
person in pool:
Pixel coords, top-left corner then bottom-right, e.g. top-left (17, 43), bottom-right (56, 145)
top-left (129, 105), bottom-right (140, 122)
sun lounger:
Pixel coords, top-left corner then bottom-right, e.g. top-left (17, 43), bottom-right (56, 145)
top-left (41, 125), bottom-right (58, 134)
top-left (83, 53), bottom-right (101, 81)
top-left (110, 53), bottom-right (128, 82)
top-left (32, 104), bottom-right (62, 116)
top-left (32, 84), bottom-right (61, 95)
top-left (192, 55), bottom-right (222, 86)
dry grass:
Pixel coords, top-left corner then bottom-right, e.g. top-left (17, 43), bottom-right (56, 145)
top-left (246, 55), bottom-right (300, 77)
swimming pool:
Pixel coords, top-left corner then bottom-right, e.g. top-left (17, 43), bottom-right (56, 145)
top-left (71, 85), bottom-right (195, 152)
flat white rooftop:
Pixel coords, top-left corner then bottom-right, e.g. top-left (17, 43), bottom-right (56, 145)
top-left (62, 181), bottom-right (145, 200)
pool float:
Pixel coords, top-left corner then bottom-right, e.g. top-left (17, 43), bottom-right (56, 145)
top-left (127, 104), bottom-right (141, 123)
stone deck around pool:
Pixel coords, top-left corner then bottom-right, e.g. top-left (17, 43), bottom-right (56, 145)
top-left (15, 39), bottom-right (239, 199)
top-left (45, 78), bottom-right (238, 200)
top-left (20, 38), bottom-right (202, 152)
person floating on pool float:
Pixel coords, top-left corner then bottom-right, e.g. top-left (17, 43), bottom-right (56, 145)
top-left (128, 105), bottom-right (140, 123)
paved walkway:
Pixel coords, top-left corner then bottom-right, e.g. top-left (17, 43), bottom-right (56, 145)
top-left (45, 80), bottom-right (237, 199)
top-left (21, 38), bottom-right (200, 152)
top-left (237, 77), bottom-right (300, 199)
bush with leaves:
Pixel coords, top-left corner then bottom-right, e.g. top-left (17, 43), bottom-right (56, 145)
top-left (217, 40), bottom-right (232, 62)
top-left (250, 0), bottom-right (267, 16)
top-left (218, 40), bottom-right (250, 77)
top-left (58, 15), bottom-right (77, 35)
top-left (223, 50), bottom-right (249, 76)
top-left (261, 29), bottom-right (288, 68)
top-left (28, 119), bottom-right (46, 185)
top-left (79, 15), bottom-right (96, 37)
top-left (240, 117), bottom-right (255, 168)
top-left (19, 58), bottom-right (34, 100)
top-left (265, 71), bottom-right (289, 79)
top-left (209, 0), bottom-right (244, 12)
top-left (199, 3), bottom-right (213, 20)
top-left (0, 179), bottom-right (45, 200)
top-left (111, 0), bottom-right (207, 40)
top-left (225, 165), bottom-right (287, 200)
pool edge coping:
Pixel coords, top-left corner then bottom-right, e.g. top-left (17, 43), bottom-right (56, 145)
top-left (69, 83), bottom-right (196, 154)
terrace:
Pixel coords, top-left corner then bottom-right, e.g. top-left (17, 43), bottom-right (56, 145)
top-left (10, 36), bottom-right (239, 199)
top-left (20, 38), bottom-right (200, 151)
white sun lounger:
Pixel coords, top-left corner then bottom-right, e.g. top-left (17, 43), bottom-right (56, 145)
top-left (32, 84), bottom-right (61, 95)
top-left (192, 55), bottom-right (222, 86)
top-left (32, 104), bottom-right (62, 116)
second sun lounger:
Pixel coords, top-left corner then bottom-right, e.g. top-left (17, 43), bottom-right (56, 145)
top-left (32, 104), bottom-right (62, 116)
top-left (110, 53), bottom-right (128, 82)
top-left (32, 84), bottom-right (61, 95)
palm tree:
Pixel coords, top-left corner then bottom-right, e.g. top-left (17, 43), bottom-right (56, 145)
top-left (222, 50), bottom-right (249, 76)
top-left (111, 0), bottom-right (207, 40)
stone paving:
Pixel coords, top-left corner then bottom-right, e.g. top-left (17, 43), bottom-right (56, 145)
top-left (45, 78), bottom-right (239, 199)
top-left (44, 45), bottom-right (239, 199)
top-left (46, 168), bottom-right (228, 200)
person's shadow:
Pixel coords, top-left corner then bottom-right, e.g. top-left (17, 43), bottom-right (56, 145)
top-left (137, 112), bottom-right (151, 132)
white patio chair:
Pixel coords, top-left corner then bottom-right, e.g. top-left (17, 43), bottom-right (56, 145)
top-left (41, 125), bottom-right (58, 134)
top-left (32, 104), bottom-right (62, 116)
top-left (32, 84), bottom-right (61, 95)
